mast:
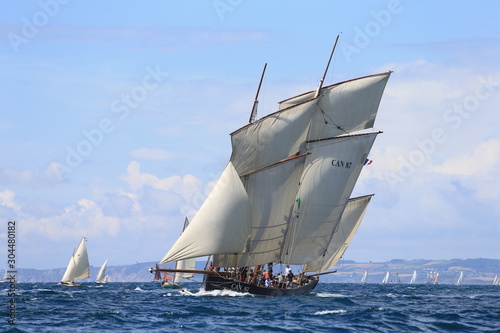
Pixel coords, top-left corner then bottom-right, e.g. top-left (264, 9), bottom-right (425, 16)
top-left (249, 63), bottom-right (267, 123)
top-left (314, 34), bottom-right (340, 98)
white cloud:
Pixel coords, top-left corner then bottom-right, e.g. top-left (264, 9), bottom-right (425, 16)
top-left (432, 138), bottom-right (500, 176)
top-left (0, 189), bottom-right (21, 211)
top-left (0, 168), bottom-right (34, 184)
top-left (129, 148), bottom-right (175, 161)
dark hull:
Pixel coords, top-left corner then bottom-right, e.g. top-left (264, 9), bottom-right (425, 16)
top-left (203, 274), bottom-right (319, 296)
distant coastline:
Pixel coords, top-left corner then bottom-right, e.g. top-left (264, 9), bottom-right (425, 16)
top-left (7, 258), bottom-right (500, 285)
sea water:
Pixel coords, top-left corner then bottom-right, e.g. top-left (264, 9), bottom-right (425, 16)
top-left (1, 282), bottom-right (499, 332)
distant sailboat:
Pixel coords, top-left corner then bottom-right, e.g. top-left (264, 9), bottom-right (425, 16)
top-left (60, 237), bottom-right (89, 286)
top-left (172, 218), bottom-right (196, 285)
top-left (409, 270), bottom-right (417, 284)
top-left (433, 270), bottom-right (440, 284)
top-left (151, 217), bottom-right (196, 289)
top-left (95, 260), bottom-right (109, 283)
top-left (360, 270), bottom-right (368, 284)
top-left (382, 271), bottom-right (390, 284)
top-left (493, 274), bottom-right (499, 286)
top-left (456, 271), bottom-right (464, 285)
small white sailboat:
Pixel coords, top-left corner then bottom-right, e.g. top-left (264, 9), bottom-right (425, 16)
top-left (95, 259), bottom-right (109, 283)
top-left (360, 270), bottom-right (368, 284)
top-left (382, 271), bottom-right (390, 284)
top-left (60, 237), bottom-right (90, 286)
top-left (172, 218), bottom-right (196, 285)
top-left (433, 270), bottom-right (440, 284)
top-left (456, 271), bottom-right (463, 285)
top-left (409, 270), bottom-right (417, 284)
top-left (493, 274), bottom-right (499, 286)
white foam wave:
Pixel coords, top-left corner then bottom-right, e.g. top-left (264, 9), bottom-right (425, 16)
top-left (181, 288), bottom-right (252, 297)
top-left (314, 309), bottom-right (347, 315)
top-left (316, 293), bottom-right (348, 298)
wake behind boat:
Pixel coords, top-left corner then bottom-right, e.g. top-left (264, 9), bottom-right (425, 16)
top-left (60, 237), bottom-right (89, 286)
top-left (153, 36), bottom-right (391, 296)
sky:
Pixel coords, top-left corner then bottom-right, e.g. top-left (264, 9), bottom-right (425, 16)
top-left (1, 0), bottom-right (499, 270)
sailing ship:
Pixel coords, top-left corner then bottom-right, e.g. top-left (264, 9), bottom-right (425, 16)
top-left (153, 264), bottom-right (178, 289)
top-left (409, 270), bottom-right (417, 284)
top-left (493, 274), bottom-right (499, 286)
top-left (456, 271), bottom-right (463, 285)
top-left (152, 36), bottom-right (391, 296)
top-left (95, 259), bottom-right (109, 283)
top-left (151, 218), bottom-right (196, 289)
top-left (60, 237), bottom-right (89, 286)
top-left (360, 270), bottom-right (368, 284)
top-left (381, 271), bottom-right (390, 284)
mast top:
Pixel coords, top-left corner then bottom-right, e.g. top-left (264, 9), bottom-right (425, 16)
top-left (314, 34), bottom-right (340, 98)
top-left (249, 63), bottom-right (267, 123)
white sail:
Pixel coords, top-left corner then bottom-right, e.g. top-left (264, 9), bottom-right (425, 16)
top-left (382, 271), bottom-right (390, 284)
top-left (61, 237), bottom-right (89, 283)
top-left (409, 270), bottom-right (417, 284)
top-left (279, 72), bottom-right (391, 137)
top-left (214, 154), bottom-right (306, 268)
top-left (434, 270), bottom-right (440, 284)
top-left (160, 162), bottom-right (252, 264)
top-left (173, 218), bottom-right (196, 283)
top-left (282, 133), bottom-right (379, 265)
top-left (230, 99), bottom-right (317, 176)
top-left (493, 274), bottom-right (499, 286)
top-left (303, 195), bottom-right (373, 272)
top-left (95, 260), bottom-right (108, 283)
top-left (361, 270), bottom-right (368, 284)
top-left (456, 271), bottom-right (463, 285)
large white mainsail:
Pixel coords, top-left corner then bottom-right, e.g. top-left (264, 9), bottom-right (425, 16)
top-left (282, 133), bottom-right (379, 265)
top-left (303, 195), bottom-right (373, 272)
top-left (160, 162), bottom-right (251, 264)
top-left (213, 154), bottom-right (307, 268)
top-left (61, 237), bottom-right (89, 283)
top-left (95, 260), bottom-right (108, 283)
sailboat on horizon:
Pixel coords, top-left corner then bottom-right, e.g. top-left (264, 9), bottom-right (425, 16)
top-left (382, 271), bottom-right (390, 284)
top-left (493, 274), bottom-right (499, 286)
top-left (95, 259), bottom-right (109, 284)
top-left (151, 36), bottom-right (391, 296)
top-left (60, 237), bottom-right (89, 286)
top-left (360, 270), bottom-right (368, 284)
top-left (409, 270), bottom-right (417, 284)
top-left (456, 271), bottom-right (464, 285)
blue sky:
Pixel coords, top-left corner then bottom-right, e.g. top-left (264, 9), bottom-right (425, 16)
top-left (1, 0), bottom-right (499, 270)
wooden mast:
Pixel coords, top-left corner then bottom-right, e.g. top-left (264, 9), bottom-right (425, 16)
top-left (314, 34), bottom-right (340, 98)
top-left (249, 63), bottom-right (267, 123)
